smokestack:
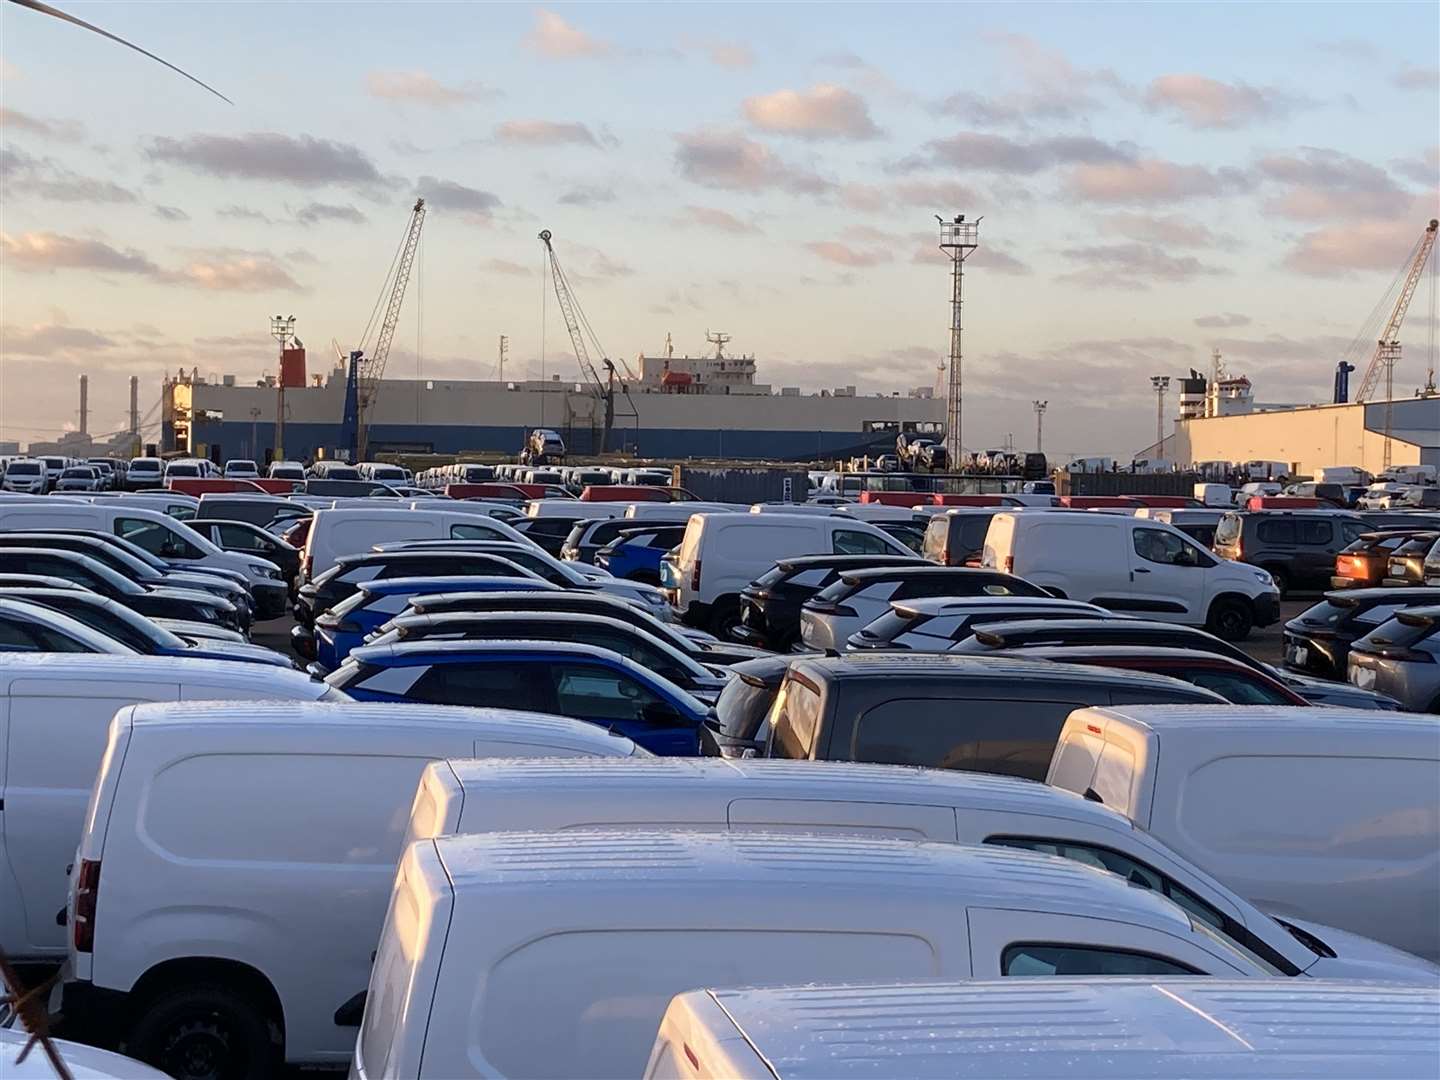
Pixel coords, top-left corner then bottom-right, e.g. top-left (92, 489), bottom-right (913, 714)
top-left (129, 376), bottom-right (139, 434)
top-left (79, 374), bottom-right (89, 436)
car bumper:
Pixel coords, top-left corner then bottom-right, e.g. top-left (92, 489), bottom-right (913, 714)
top-left (1347, 653), bottom-right (1440, 711)
top-left (1252, 591), bottom-right (1280, 627)
top-left (55, 978), bottom-right (130, 1046)
top-left (1281, 629), bottom-right (1346, 679)
top-left (253, 581), bottom-right (288, 620)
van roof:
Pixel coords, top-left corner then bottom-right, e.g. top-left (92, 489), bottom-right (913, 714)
top-left (431, 829), bottom-right (1192, 931)
top-left (791, 653), bottom-right (1206, 693)
top-left (439, 756), bottom-right (1132, 828)
top-left (0, 653), bottom-right (325, 690)
top-left (893, 596), bottom-right (1098, 617)
top-left (696, 979), bottom-right (1439, 1079)
top-left (1079, 703), bottom-right (1440, 736)
top-left (122, 700), bottom-right (637, 751)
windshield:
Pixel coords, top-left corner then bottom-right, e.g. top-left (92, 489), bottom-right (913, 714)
top-left (129, 460), bottom-right (161, 473)
top-left (8, 463), bottom-right (41, 475)
top-left (62, 469), bottom-right (93, 478)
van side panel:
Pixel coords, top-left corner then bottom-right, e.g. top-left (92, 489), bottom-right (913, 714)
top-left (727, 799), bottom-right (958, 841)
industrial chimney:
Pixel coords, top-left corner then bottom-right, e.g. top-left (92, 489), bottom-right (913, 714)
top-left (129, 376), bottom-right (140, 435)
top-left (79, 374), bottom-right (89, 436)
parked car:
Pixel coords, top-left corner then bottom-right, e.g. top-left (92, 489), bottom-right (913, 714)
top-left (123, 457), bottom-right (165, 490)
top-left (295, 550), bottom-right (543, 626)
top-left (921, 508), bottom-right (1004, 566)
top-left (222, 458), bottom-right (259, 478)
top-left (1, 1028), bottom-right (169, 1079)
top-left (1427, 536), bottom-right (1440, 586)
top-left (733, 554), bottom-right (920, 651)
top-left (0, 548), bottom-right (244, 631)
top-left (561, 512), bottom-right (697, 564)
top-left (984, 511), bottom-right (1279, 640)
top-left (0, 655), bottom-right (334, 961)
top-left (1397, 486), bottom-right (1440, 510)
top-left (1131, 507), bottom-right (1227, 547)
top-left (0, 597), bottom-right (135, 654)
top-left (1382, 532), bottom-right (1440, 586)
top-left (60, 701), bottom-right (641, 1074)
top-left (55, 466), bottom-right (103, 492)
top-left (375, 586), bottom-right (758, 657)
top-left (800, 566), bottom-right (1049, 651)
top-left (1331, 529), bottom-right (1433, 589)
top-left (763, 654), bottom-right (1222, 780)
top-left (1049, 703), bottom-right (1440, 960)
top-left (594, 525), bottom-right (688, 584)
top-left (847, 596), bottom-right (1111, 652)
top-left (996, 645), bottom-right (1308, 704)
top-left (328, 640), bottom-right (710, 754)
top-left (1282, 481), bottom-right (1348, 506)
top-left (669, 513), bottom-right (912, 635)
top-left (1, 459), bottom-right (47, 494)
top-left (1346, 605), bottom-right (1440, 712)
top-left (1211, 509), bottom-right (1371, 596)
top-left (1357, 481), bottom-right (1412, 509)
top-left (195, 493), bottom-right (300, 527)
top-left (0, 586), bottom-right (292, 666)
top-left (187, 517), bottom-right (302, 594)
top-left (414, 755), bottom-right (1432, 982)
top-left (698, 654), bottom-right (791, 756)
top-left (1282, 587), bottom-right (1440, 680)
top-left (353, 830), bottom-right (1278, 1080)
top-left (647, 979), bottom-right (1440, 1080)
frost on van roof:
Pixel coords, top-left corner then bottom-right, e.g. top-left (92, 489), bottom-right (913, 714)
top-left (433, 829), bottom-right (1190, 929)
top-left (0, 653), bottom-right (322, 685)
top-left (1085, 703), bottom-right (1440, 732)
top-left (698, 979), bottom-right (1440, 1079)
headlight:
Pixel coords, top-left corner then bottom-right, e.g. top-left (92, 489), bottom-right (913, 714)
top-left (1253, 569), bottom-right (1273, 585)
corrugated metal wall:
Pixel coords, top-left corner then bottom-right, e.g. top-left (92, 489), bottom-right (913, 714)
top-left (677, 465), bottom-right (810, 503)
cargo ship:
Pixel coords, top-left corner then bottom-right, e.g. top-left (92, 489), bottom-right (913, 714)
top-left (163, 336), bottom-right (945, 463)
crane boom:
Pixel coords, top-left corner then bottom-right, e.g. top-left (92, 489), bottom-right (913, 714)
top-left (356, 198), bottom-right (427, 458)
top-left (539, 228), bottom-right (614, 452)
top-left (1354, 218), bottom-right (1438, 402)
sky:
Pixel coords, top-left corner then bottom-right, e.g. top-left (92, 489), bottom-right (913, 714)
top-left (1, 1), bottom-right (1437, 458)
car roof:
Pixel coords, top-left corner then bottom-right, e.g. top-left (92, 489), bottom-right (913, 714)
top-left (974, 617), bottom-right (1212, 639)
top-left (406, 587), bottom-right (609, 608)
top-left (1085, 703), bottom-right (1439, 734)
top-left (696, 979), bottom-right (1440, 1079)
top-left (838, 566), bottom-right (1012, 584)
top-left (0, 574), bottom-right (87, 589)
top-left (1326, 586), bottom-right (1440, 605)
top-left (0, 653), bottom-right (325, 688)
top-left (894, 596), bottom-right (1100, 616)
top-left (789, 653), bottom-right (1215, 693)
top-left (357, 574), bottom-right (536, 595)
top-left (352, 638), bottom-right (648, 667)
top-left (993, 645), bottom-right (1257, 667)
top-left (774, 554), bottom-right (915, 572)
top-left (341, 549), bottom-right (526, 565)
top-left (433, 829), bottom-right (1193, 934)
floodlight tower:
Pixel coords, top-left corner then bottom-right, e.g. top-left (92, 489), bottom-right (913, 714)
top-left (938, 214), bottom-right (980, 467)
top-left (1150, 375), bottom-right (1170, 450)
top-left (270, 314), bottom-right (296, 460)
top-left (1033, 399), bottom-right (1047, 453)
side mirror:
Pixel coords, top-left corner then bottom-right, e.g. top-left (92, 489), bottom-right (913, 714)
top-left (641, 701), bottom-right (684, 726)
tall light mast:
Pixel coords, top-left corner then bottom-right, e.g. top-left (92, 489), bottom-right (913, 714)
top-left (937, 215), bottom-right (980, 467)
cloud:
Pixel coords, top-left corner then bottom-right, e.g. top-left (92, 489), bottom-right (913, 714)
top-left (970, 245), bottom-right (1031, 275)
top-left (674, 130), bottom-right (831, 194)
top-left (805, 240), bottom-right (892, 268)
top-left (706, 42), bottom-right (754, 70)
top-left (294, 201), bottom-right (368, 225)
top-left (217, 205), bottom-right (274, 223)
top-left (743, 84), bottom-right (881, 140)
top-left (1283, 217), bottom-right (1431, 276)
top-left (1, 147), bottom-right (139, 204)
top-left (905, 132), bottom-right (1130, 174)
top-left (146, 132), bottom-right (389, 189)
top-left (0, 231), bottom-right (159, 275)
top-left (496, 119), bottom-right (603, 147)
top-left (1394, 66), bottom-right (1438, 91)
top-left (1393, 146), bottom-right (1438, 186)
top-left (416, 175), bottom-right (502, 216)
top-left (1058, 242), bottom-right (1225, 288)
top-left (364, 70), bottom-right (497, 106)
top-left (483, 258), bottom-right (531, 276)
top-left (2, 322), bottom-right (120, 355)
top-left (1194, 312), bottom-right (1252, 328)
top-left (1257, 148), bottom-right (1411, 221)
top-left (676, 205), bottom-right (759, 234)
top-left (1144, 74), bottom-right (1301, 129)
top-left (167, 250), bottom-right (303, 292)
top-left (1099, 212), bottom-right (1222, 248)
top-left (1068, 159), bottom-right (1249, 203)
top-left (931, 89), bottom-right (1091, 129)
top-left (153, 205), bottom-right (189, 222)
top-left (558, 185), bottom-right (616, 206)
top-left (524, 10), bottom-right (611, 59)
top-left (0, 107), bottom-right (83, 141)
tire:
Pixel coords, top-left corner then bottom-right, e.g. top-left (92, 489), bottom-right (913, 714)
top-left (1263, 566), bottom-right (1290, 597)
top-left (1207, 597), bottom-right (1254, 642)
top-left (707, 597), bottom-right (743, 641)
top-left (128, 983), bottom-right (279, 1080)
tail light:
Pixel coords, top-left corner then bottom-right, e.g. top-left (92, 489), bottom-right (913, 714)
top-left (73, 858), bottom-right (101, 952)
top-left (690, 560), bottom-right (701, 591)
top-left (302, 554), bottom-right (313, 582)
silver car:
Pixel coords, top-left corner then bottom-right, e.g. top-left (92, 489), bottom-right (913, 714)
top-left (55, 466), bottom-right (103, 492)
top-left (1347, 605), bottom-right (1440, 713)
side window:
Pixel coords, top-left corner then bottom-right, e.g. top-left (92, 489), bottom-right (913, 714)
top-left (832, 528), bottom-right (892, 556)
top-left (116, 518), bottom-right (201, 559)
top-left (1296, 520), bottom-right (1332, 545)
top-left (0, 618), bottom-right (43, 650)
top-left (1183, 669), bottom-right (1292, 705)
top-left (1002, 944), bottom-right (1200, 977)
top-left (409, 661), bottom-right (546, 710)
top-left (571, 628), bottom-right (688, 684)
top-left (1256, 519), bottom-right (1295, 544)
top-left (1132, 527), bottom-right (1190, 566)
top-left (767, 679), bottom-right (823, 760)
top-left (853, 697), bottom-right (1078, 780)
top-left (217, 524), bottom-right (266, 551)
top-left (550, 662), bottom-right (662, 721)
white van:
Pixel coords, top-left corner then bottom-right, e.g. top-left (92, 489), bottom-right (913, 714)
top-left (63, 702), bottom-right (642, 1072)
top-left (357, 830), bottom-right (1273, 1079)
top-left (671, 513), bottom-right (912, 633)
top-left (1316, 465), bottom-right (1369, 487)
top-left (304, 506), bottom-right (546, 580)
top-left (0, 655), bottom-right (332, 961)
top-left (1048, 704), bottom-right (1440, 961)
top-left (981, 511), bottom-right (1279, 640)
top-left (0, 501), bottom-right (286, 612)
top-left (2, 1028), bottom-right (169, 1079)
top-left (404, 756), bottom-right (1434, 981)
top-left (646, 979), bottom-right (1440, 1080)
top-left (624, 501), bottom-right (740, 521)
top-left (1192, 482), bottom-right (1234, 507)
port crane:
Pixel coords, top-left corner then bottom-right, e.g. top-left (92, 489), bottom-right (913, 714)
top-left (1352, 218), bottom-right (1438, 404)
top-left (345, 198), bottom-right (427, 460)
top-left (538, 229), bottom-right (637, 453)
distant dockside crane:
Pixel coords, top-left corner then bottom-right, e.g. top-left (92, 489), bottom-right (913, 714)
top-left (1352, 218), bottom-right (1438, 405)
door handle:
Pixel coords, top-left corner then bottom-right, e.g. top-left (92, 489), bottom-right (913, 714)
top-left (1134, 567), bottom-right (1152, 574)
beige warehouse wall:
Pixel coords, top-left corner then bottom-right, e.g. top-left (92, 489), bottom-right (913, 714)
top-left (1173, 403), bottom-right (1420, 476)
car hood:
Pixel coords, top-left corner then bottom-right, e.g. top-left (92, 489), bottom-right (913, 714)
top-left (1282, 672), bottom-right (1403, 709)
top-left (152, 618), bottom-right (247, 643)
top-left (148, 586), bottom-right (237, 611)
top-left (1279, 915), bottom-right (1440, 981)
top-left (185, 641), bottom-right (296, 668)
top-left (690, 639), bottom-right (773, 661)
top-left (575, 564), bottom-right (612, 580)
top-left (162, 571), bottom-right (247, 597)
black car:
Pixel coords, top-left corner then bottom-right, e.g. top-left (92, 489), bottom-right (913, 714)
top-left (1331, 530), bottom-right (1433, 589)
top-left (1283, 587), bottom-right (1440, 679)
top-left (187, 518), bottom-right (303, 594)
top-left (295, 550), bottom-right (540, 625)
top-left (194, 494), bottom-right (303, 527)
top-left (734, 554), bottom-right (918, 651)
top-left (511, 514), bottom-right (611, 557)
top-left (764, 653), bottom-right (1222, 781)
top-left (0, 548), bottom-right (242, 630)
top-left (992, 645), bottom-right (1309, 705)
top-left (1381, 533), bottom-right (1440, 587)
top-left (302, 478), bottom-right (401, 498)
top-left (699, 654), bottom-right (792, 757)
top-left (1212, 510), bottom-right (1371, 595)
top-left (1282, 482), bottom-right (1347, 507)
top-left (561, 515), bottom-right (692, 564)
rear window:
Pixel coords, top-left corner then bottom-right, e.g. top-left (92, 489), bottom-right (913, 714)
top-left (1214, 514), bottom-right (1242, 546)
top-left (1363, 615), bottom-right (1438, 649)
top-left (857, 607), bottom-right (922, 642)
top-left (712, 673), bottom-right (781, 743)
top-left (767, 678), bottom-right (823, 759)
top-left (129, 460), bottom-right (162, 473)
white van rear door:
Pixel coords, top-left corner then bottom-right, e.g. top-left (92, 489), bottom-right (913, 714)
top-left (726, 799), bottom-right (958, 841)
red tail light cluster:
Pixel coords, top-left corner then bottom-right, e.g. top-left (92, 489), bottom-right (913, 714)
top-left (73, 858), bottom-right (101, 952)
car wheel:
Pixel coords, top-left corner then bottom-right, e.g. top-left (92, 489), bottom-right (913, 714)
top-left (128, 983), bottom-right (279, 1080)
top-left (708, 598), bottom-right (743, 640)
top-left (1264, 566), bottom-right (1290, 597)
top-left (1207, 597), bottom-right (1254, 642)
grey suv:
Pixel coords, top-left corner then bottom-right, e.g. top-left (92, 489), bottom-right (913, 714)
top-left (1213, 510), bottom-right (1371, 595)
top-left (1347, 605), bottom-right (1440, 712)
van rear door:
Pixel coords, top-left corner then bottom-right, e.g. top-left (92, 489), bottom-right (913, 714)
top-left (1045, 709), bottom-right (1158, 827)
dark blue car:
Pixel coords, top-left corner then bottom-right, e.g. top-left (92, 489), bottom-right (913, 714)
top-left (594, 525), bottom-right (687, 584)
top-left (310, 575), bottom-right (558, 673)
top-left (327, 640), bottom-right (707, 755)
